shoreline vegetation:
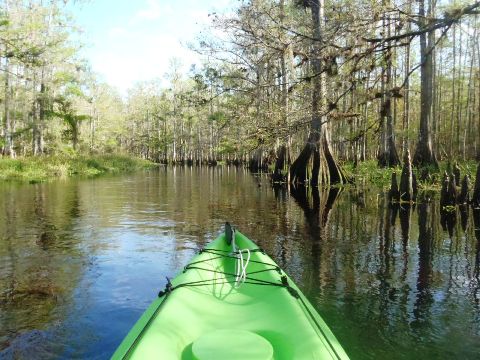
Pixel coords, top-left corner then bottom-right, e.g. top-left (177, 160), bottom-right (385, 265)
top-left (1, 153), bottom-right (477, 193)
top-left (1, 1), bottom-right (480, 192)
top-left (0, 154), bottom-right (156, 183)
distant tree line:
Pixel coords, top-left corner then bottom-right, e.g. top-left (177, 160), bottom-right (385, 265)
top-left (1, 0), bottom-right (480, 185)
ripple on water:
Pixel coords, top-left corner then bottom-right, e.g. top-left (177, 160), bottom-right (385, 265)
top-left (1, 169), bottom-right (480, 359)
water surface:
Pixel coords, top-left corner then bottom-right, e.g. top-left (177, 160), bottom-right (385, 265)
top-left (0, 167), bottom-right (479, 359)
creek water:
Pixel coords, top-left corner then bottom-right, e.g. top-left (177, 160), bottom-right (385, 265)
top-left (0, 167), bottom-right (479, 359)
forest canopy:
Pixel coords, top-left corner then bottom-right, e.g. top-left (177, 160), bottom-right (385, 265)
top-left (1, 0), bottom-right (480, 185)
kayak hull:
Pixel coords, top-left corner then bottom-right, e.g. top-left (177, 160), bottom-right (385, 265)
top-left (112, 229), bottom-right (349, 359)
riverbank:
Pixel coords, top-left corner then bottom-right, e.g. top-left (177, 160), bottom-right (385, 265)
top-left (0, 154), bottom-right (156, 183)
top-left (344, 159), bottom-right (478, 189)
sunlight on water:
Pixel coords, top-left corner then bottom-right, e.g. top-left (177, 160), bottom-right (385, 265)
top-left (0, 167), bottom-right (479, 359)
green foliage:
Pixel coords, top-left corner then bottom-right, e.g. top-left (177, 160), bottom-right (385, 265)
top-left (218, 139), bottom-right (236, 155)
top-left (342, 160), bottom-right (478, 190)
top-left (208, 111), bottom-right (227, 124)
top-left (0, 155), bottom-right (156, 183)
top-left (2, 0), bottom-right (479, 174)
top-left (343, 160), bottom-right (401, 188)
top-left (442, 205), bottom-right (456, 212)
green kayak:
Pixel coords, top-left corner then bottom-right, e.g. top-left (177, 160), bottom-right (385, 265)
top-left (112, 223), bottom-right (349, 359)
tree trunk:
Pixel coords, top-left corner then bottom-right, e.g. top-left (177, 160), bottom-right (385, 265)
top-left (34, 77), bottom-right (46, 156)
top-left (450, 25), bottom-right (456, 157)
top-left (402, 0), bottom-right (412, 155)
top-left (273, 0), bottom-right (291, 181)
top-left (3, 49), bottom-right (15, 157)
top-left (289, 0), bottom-right (345, 186)
top-left (378, 1), bottom-right (400, 167)
top-left (413, 0), bottom-right (438, 168)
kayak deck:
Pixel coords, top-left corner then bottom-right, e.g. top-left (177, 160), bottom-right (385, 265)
top-left (112, 230), bottom-right (349, 359)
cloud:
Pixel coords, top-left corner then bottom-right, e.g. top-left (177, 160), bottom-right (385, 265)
top-left (89, 33), bottom-right (200, 95)
top-left (132, 0), bottom-right (172, 23)
top-left (77, 0), bottom-right (224, 95)
top-left (108, 26), bottom-right (128, 38)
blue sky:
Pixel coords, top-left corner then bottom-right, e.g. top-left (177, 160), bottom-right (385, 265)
top-left (71, 0), bottom-right (231, 93)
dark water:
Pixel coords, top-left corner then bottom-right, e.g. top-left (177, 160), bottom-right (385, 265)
top-left (1, 167), bottom-right (479, 359)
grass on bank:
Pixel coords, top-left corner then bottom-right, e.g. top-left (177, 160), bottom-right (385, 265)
top-left (343, 160), bottom-right (400, 188)
top-left (0, 154), bottom-right (156, 183)
top-left (343, 159), bottom-right (478, 189)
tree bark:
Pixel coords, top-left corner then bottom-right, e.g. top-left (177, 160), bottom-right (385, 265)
top-left (377, 0), bottom-right (400, 167)
top-left (273, 0), bottom-right (291, 181)
top-left (413, 0), bottom-right (438, 168)
top-left (402, 0), bottom-right (412, 155)
top-left (290, 0), bottom-right (345, 186)
top-left (3, 47), bottom-right (15, 157)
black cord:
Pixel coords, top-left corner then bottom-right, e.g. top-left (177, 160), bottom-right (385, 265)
top-left (122, 247), bottom-right (342, 360)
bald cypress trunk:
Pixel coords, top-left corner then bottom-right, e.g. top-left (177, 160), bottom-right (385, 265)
top-left (3, 47), bottom-right (15, 157)
top-left (290, 0), bottom-right (345, 186)
top-left (413, 0), bottom-right (438, 168)
top-left (273, 0), bottom-right (291, 182)
top-left (378, 0), bottom-right (400, 167)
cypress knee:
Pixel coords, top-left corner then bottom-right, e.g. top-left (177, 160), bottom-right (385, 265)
top-left (399, 149), bottom-right (414, 202)
top-left (388, 172), bottom-right (400, 203)
top-left (448, 174), bottom-right (458, 205)
top-left (440, 172), bottom-right (449, 207)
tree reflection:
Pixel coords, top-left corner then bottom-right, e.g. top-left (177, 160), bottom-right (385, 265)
top-left (459, 205), bottom-right (469, 232)
top-left (379, 196), bottom-right (395, 314)
top-left (289, 185), bottom-right (341, 291)
top-left (412, 201), bottom-right (434, 328)
top-left (398, 204), bottom-right (410, 272)
top-left (440, 207), bottom-right (456, 238)
top-left (0, 181), bottom-right (84, 354)
top-left (473, 209), bottom-right (480, 307)
top-left (34, 184), bottom-right (58, 250)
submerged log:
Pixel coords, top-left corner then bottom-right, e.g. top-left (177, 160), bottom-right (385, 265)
top-left (399, 149), bottom-right (415, 202)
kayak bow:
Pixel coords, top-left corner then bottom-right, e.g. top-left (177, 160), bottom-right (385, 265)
top-left (112, 223), bottom-right (349, 359)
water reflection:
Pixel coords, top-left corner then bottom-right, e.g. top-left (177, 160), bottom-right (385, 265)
top-left (460, 204), bottom-right (469, 233)
top-left (0, 169), bottom-right (479, 359)
top-left (289, 186), bottom-right (342, 293)
top-left (0, 181), bottom-right (85, 358)
top-left (412, 201), bottom-right (434, 328)
top-left (473, 209), bottom-right (480, 308)
top-left (440, 207), bottom-right (456, 237)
